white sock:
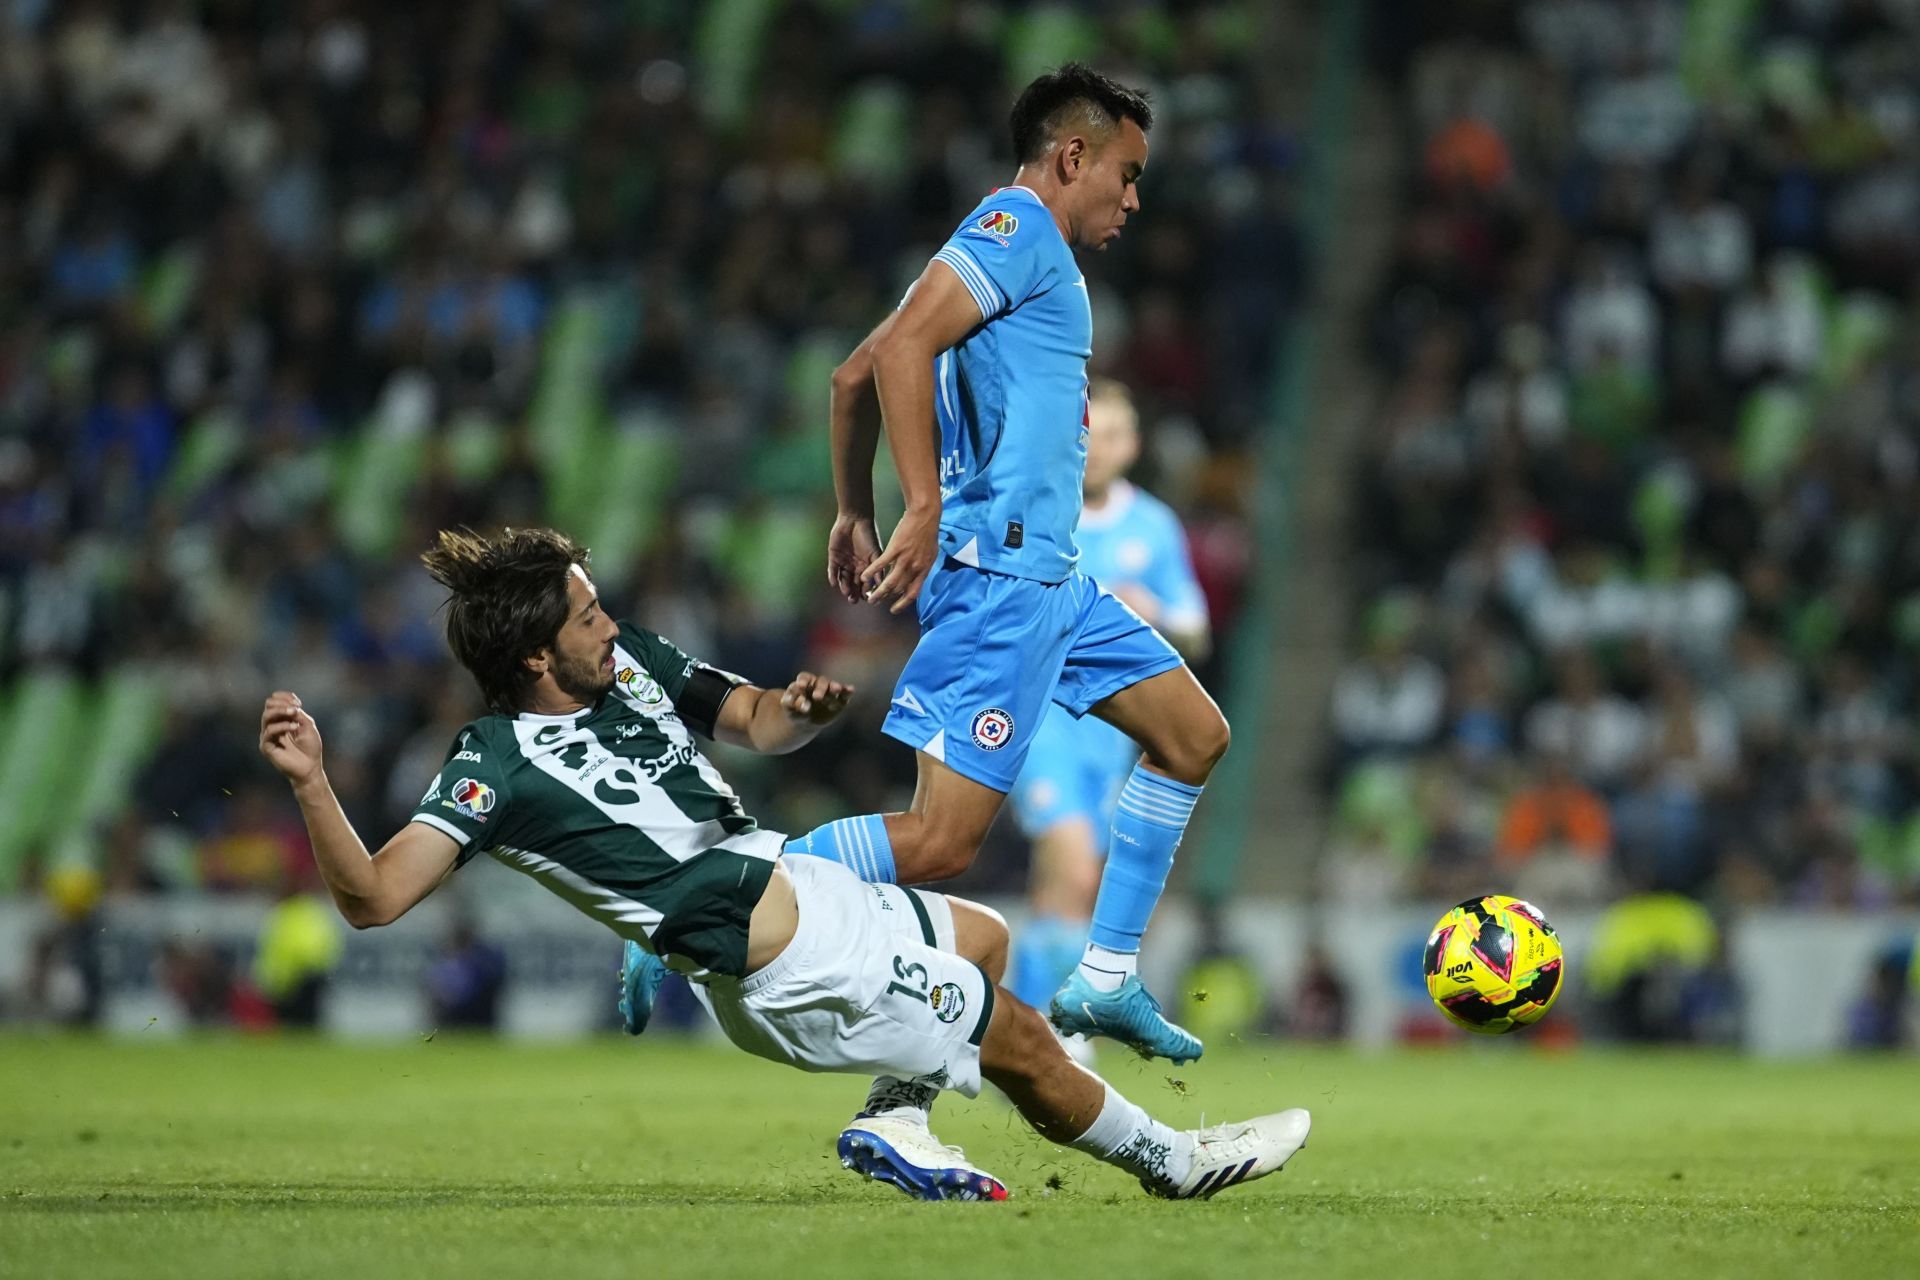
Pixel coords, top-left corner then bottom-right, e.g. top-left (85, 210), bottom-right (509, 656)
top-left (1078, 942), bottom-right (1138, 993)
top-left (861, 1075), bottom-right (937, 1127)
top-left (1067, 1083), bottom-right (1193, 1189)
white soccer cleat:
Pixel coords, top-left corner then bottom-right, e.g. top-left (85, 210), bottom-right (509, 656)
top-left (837, 1114), bottom-right (1009, 1202)
top-left (1147, 1108), bottom-right (1312, 1199)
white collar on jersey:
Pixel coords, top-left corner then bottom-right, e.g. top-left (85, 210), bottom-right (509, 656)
top-left (515, 702), bottom-right (594, 724)
top-left (1078, 479), bottom-right (1138, 533)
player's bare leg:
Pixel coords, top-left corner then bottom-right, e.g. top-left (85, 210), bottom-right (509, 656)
top-left (843, 899), bottom-right (1308, 1200)
top-left (1048, 666), bottom-right (1227, 1061)
top-left (947, 897), bottom-right (1010, 981)
top-left (880, 750), bottom-right (1009, 883)
top-left (1090, 665), bottom-right (1230, 787)
top-left (838, 896), bottom-right (1009, 1199)
top-left (1011, 816), bottom-right (1103, 1061)
top-left (1032, 819), bottom-right (1104, 921)
top-left (978, 985), bottom-right (1310, 1198)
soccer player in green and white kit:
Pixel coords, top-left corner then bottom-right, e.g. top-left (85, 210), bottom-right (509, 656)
top-left (259, 527), bottom-right (1309, 1201)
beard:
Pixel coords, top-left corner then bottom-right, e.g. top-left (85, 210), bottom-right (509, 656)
top-left (551, 641), bottom-right (615, 705)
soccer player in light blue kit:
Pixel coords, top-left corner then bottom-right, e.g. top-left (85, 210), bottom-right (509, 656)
top-left (794, 64), bottom-right (1228, 1064)
top-left (1005, 378), bottom-right (1211, 1027)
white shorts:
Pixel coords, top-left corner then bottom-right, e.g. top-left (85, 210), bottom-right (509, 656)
top-left (693, 856), bottom-right (996, 1097)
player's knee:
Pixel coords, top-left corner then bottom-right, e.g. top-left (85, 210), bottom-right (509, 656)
top-left (949, 898), bottom-right (1009, 977)
top-left (911, 827), bottom-right (980, 883)
top-left (1200, 711), bottom-right (1231, 772)
top-left (1153, 709), bottom-right (1230, 784)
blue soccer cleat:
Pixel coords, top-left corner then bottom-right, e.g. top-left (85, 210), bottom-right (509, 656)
top-left (618, 939), bottom-right (668, 1036)
top-left (838, 1115), bottom-right (1008, 1202)
top-left (1048, 970), bottom-right (1204, 1064)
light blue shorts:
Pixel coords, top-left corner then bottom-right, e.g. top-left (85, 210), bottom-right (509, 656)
top-left (1010, 707), bottom-right (1138, 840)
top-left (881, 558), bottom-right (1181, 792)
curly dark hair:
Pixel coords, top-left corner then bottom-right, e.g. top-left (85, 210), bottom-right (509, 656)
top-left (1009, 62), bottom-right (1154, 165)
top-left (421, 527), bottom-right (591, 715)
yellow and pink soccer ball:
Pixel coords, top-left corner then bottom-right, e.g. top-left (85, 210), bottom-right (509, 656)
top-left (1423, 895), bottom-right (1565, 1034)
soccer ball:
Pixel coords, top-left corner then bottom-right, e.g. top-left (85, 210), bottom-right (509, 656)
top-left (1423, 895), bottom-right (1565, 1034)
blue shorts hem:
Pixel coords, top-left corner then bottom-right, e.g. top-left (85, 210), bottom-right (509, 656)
top-left (1055, 651), bottom-right (1187, 718)
top-left (881, 715), bottom-right (1019, 794)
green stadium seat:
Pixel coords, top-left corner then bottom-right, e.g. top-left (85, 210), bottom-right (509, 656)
top-left (333, 422), bottom-right (430, 559)
top-left (1631, 464), bottom-right (1691, 580)
top-left (530, 291), bottom-right (612, 515)
top-left (161, 408), bottom-right (245, 505)
top-left (695, 0), bottom-right (780, 128)
top-left (832, 82), bottom-right (910, 189)
top-left (578, 415), bottom-right (683, 591)
top-left (140, 242), bottom-right (200, 338)
top-left (717, 501), bottom-right (824, 622)
top-left (1820, 292), bottom-right (1898, 390)
top-left (46, 666), bottom-right (172, 871)
top-left (1332, 760), bottom-right (1427, 865)
top-left (783, 334), bottom-right (845, 433)
top-left (1004, 9), bottom-right (1100, 88)
top-left (0, 669), bottom-right (91, 890)
top-left (444, 409), bottom-right (508, 485)
top-left (1735, 382), bottom-right (1812, 494)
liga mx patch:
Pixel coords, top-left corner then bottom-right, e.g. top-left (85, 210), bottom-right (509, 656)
top-left (929, 981), bottom-right (967, 1024)
top-left (447, 777), bottom-right (496, 821)
top-left (976, 209), bottom-right (1018, 242)
top-left (616, 664), bottom-right (665, 706)
top-left (970, 707), bottom-right (1014, 751)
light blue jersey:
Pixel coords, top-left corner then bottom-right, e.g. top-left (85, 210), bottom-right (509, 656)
top-left (929, 185), bottom-right (1091, 584)
top-left (1075, 481), bottom-right (1208, 640)
top-left (1012, 482), bottom-right (1209, 837)
top-left (884, 191), bottom-right (1186, 792)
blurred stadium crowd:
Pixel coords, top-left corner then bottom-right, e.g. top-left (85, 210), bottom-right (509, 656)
top-left (0, 1), bottom-right (1298, 903)
top-left (1337, 0), bottom-right (1920, 918)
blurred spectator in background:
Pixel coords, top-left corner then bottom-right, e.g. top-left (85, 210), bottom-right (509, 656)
top-left (1495, 751), bottom-right (1613, 905)
top-left (426, 918), bottom-right (507, 1031)
top-left (19, 867), bottom-right (105, 1026)
top-left (250, 886), bottom-right (341, 1028)
top-left (1845, 939), bottom-right (1915, 1051)
top-left (1340, 0), bottom-right (1920, 914)
top-left (1282, 940), bottom-right (1349, 1041)
top-left (158, 939), bottom-right (236, 1027)
top-left (0, 0), bottom-right (1296, 910)
top-left (1586, 891), bottom-right (1739, 1044)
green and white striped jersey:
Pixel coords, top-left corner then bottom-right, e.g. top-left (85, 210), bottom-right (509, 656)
top-left (409, 622), bottom-right (780, 980)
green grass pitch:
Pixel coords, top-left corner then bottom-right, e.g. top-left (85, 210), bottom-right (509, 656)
top-left (2, 1034), bottom-right (1915, 1279)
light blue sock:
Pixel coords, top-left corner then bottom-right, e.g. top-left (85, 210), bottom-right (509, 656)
top-left (1088, 768), bottom-right (1203, 953)
top-left (1010, 914), bottom-right (1088, 1008)
top-left (783, 814), bottom-right (896, 884)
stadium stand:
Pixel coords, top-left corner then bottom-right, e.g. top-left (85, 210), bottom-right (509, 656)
top-left (0, 2), bottom-right (1297, 896)
top-left (1335, 0), bottom-right (1920, 910)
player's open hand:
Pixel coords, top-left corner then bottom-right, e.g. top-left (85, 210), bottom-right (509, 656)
top-left (779, 672), bottom-right (854, 725)
top-left (827, 513), bottom-right (883, 604)
top-left (260, 691), bottom-right (324, 787)
top-left (861, 506), bottom-right (939, 614)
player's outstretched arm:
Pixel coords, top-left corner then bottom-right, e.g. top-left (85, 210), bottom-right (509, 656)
top-left (828, 324), bottom-right (887, 603)
top-left (259, 691), bottom-right (458, 928)
top-left (711, 671), bottom-right (854, 756)
top-left (861, 261), bottom-right (986, 613)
